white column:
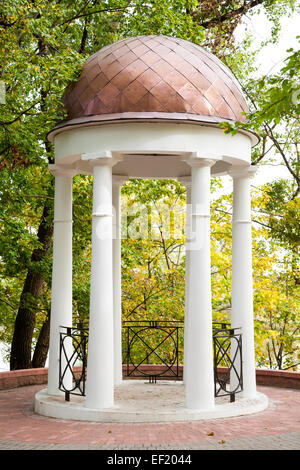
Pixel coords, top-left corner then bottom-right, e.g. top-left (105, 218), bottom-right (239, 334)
top-left (184, 182), bottom-right (191, 384)
top-left (112, 176), bottom-right (127, 385)
top-left (84, 154), bottom-right (114, 409)
top-left (47, 166), bottom-right (75, 396)
top-left (178, 178), bottom-right (191, 384)
top-left (230, 167), bottom-right (257, 399)
top-left (185, 156), bottom-right (215, 410)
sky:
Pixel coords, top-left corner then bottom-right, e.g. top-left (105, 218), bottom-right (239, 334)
top-left (235, 9), bottom-right (299, 77)
top-left (218, 8), bottom-right (299, 195)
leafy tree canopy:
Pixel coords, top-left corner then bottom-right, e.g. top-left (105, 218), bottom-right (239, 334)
top-left (0, 0), bottom-right (298, 370)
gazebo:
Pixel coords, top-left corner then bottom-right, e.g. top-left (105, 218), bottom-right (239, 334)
top-left (35, 35), bottom-right (268, 421)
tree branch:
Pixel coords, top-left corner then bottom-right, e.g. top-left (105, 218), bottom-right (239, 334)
top-left (264, 122), bottom-right (300, 185)
top-left (0, 297), bottom-right (17, 310)
top-left (58, 7), bottom-right (128, 27)
top-left (199, 0), bottom-right (265, 29)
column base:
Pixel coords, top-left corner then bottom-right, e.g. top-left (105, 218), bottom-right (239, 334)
top-left (35, 380), bottom-right (268, 423)
top-left (185, 400), bottom-right (215, 412)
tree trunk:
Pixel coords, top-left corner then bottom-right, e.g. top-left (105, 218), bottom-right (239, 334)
top-left (32, 311), bottom-right (50, 368)
top-left (10, 199), bottom-right (53, 370)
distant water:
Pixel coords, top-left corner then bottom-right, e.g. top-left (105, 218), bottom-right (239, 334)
top-left (0, 342), bottom-right (9, 371)
top-left (0, 343), bottom-right (49, 371)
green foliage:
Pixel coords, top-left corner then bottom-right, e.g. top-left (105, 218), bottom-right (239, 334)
top-left (118, 0), bottom-right (204, 43)
top-left (251, 184), bottom-right (300, 370)
top-left (121, 179), bottom-right (186, 323)
top-left (220, 39), bottom-right (300, 197)
top-left (0, 0), bottom-right (299, 369)
top-left (262, 179), bottom-right (300, 250)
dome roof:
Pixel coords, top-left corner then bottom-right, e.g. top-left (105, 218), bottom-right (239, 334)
top-left (62, 35), bottom-right (248, 124)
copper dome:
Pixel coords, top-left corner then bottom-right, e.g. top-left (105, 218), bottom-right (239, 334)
top-left (62, 35), bottom-right (248, 124)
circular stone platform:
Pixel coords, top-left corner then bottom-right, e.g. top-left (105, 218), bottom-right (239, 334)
top-left (35, 380), bottom-right (268, 423)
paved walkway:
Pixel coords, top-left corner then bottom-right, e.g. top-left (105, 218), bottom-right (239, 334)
top-left (0, 384), bottom-right (299, 450)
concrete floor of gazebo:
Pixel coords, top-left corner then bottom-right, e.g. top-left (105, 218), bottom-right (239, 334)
top-left (35, 380), bottom-right (268, 423)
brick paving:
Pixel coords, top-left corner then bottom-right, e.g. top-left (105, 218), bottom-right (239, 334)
top-left (0, 384), bottom-right (299, 450)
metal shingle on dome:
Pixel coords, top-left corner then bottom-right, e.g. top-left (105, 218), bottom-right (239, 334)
top-left (62, 35), bottom-right (248, 124)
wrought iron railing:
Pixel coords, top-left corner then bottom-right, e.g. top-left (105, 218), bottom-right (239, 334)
top-left (58, 320), bottom-right (243, 403)
top-left (59, 323), bottom-right (88, 401)
top-left (122, 320), bottom-right (184, 382)
top-left (213, 322), bottom-right (243, 402)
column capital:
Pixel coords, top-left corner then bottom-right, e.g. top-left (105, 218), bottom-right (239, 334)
top-left (229, 165), bottom-right (257, 179)
top-left (182, 152), bottom-right (217, 168)
top-left (49, 164), bottom-right (78, 178)
top-left (81, 151), bottom-right (122, 167)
